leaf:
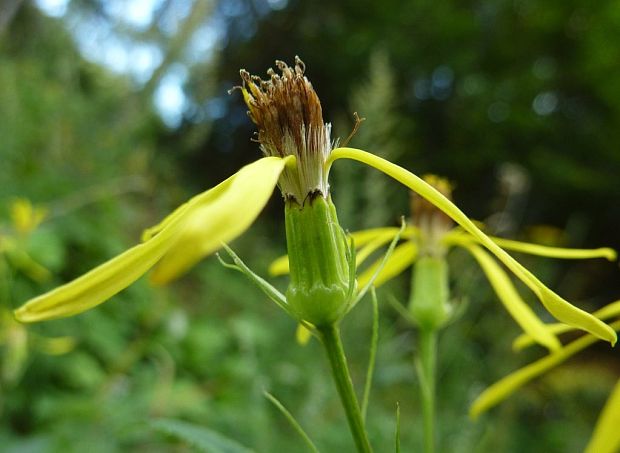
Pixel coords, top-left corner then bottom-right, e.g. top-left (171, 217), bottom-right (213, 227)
top-left (263, 392), bottom-right (320, 453)
top-left (151, 418), bottom-right (255, 453)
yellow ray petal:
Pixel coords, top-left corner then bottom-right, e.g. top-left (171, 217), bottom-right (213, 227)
top-left (328, 147), bottom-right (617, 345)
top-left (357, 241), bottom-right (417, 288)
top-left (470, 319), bottom-right (620, 419)
top-left (15, 157), bottom-right (287, 322)
top-left (446, 230), bottom-right (616, 261)
top-left (486, 237), bottom-right (616, 261)
top-left (463, 244), bottom-right (561, 352)
top-left (35, 336), bottom-right (77, 355)
top-left (269, 254), bottom-right (290, 276)
top-left (585, 378), bottom-right (620, 453)
top-left (296, 323), bottom-right (313, 345)
top-left (14, 216), bottom-right (183, 322)
top-left (513, 300), bottom-right (620, 351)
top-left (142, 170), bottom-right (241, 243)
top-left (355, 230), bottom-right (404, 266)
top-left (150, 157), bottom-right (289, 284)
top-left (5, 248), bottom-right (52, 282)
top-left (350, 227), bottom-right (416, 248)
top-left (592, 300), bottom-right (620, 321)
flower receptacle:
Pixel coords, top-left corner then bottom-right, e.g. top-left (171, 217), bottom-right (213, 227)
top-left (285, 195), bottom-right (352, 326)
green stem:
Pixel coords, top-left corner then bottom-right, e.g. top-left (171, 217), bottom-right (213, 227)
top-left (318, 323), bottom-right (373, 453)
top-left (417, 328), bottom-right (437, 453)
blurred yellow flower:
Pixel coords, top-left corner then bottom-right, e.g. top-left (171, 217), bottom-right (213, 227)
top-left (469, 299), bottom-right (620, 453)
top-left (10, 198), bottom-right (47, 236)
top-left (0, 310), bottom-right (76, 384)
top-left (0, 203), bottom-right (75, 384)
top-left (1, 198), bottom-right (52, 282)
top-left (471, 300), bottom-right (620, 416)
top-left (586, 378), bottom-right (620, 453)
top-left (271, 175), bottom-right (617, 351)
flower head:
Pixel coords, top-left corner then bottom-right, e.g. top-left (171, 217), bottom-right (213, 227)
top-left (239, 56), bottom-right (332, 204)
top-left (270, 175), bottom-right (618, 349)
top-left (411, 175), bottom-right (454, 258)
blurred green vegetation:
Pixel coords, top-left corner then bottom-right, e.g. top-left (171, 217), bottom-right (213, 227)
top-left (0, 1), bottom-right (618, 451)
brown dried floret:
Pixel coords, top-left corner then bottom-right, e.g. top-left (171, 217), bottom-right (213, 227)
top-left (234, 57), bottom-right (333, 204)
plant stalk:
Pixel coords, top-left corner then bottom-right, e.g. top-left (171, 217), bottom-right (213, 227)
top-left (417, 328), bottom-right (437, 453)
top-left (318, 323), bottom-right (373, 453)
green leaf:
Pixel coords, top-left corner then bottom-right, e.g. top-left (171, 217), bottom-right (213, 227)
top-left (361, 287), bottom-right (379, 420)
top-left (263, 391), bottom-right (320, 453)
top-left (151, 418), bottom-right (255, 453)
top-left (395, 402), bottom-right (401, 453)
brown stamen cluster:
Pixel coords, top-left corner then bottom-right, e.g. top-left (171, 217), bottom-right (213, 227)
top-left (236, 57), bottom-right (332, 204)
top-left (412, 175), bottom-right (454, 256)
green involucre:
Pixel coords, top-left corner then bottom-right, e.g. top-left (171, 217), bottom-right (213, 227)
top-left (285, 195), bottom-right (352, 326)
top-left (409, 256), bottom-right (450, 331)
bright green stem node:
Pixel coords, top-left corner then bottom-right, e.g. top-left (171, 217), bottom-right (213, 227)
top-left (417, 329), bottom-right (437, 453)
top-left (318, 324), bottom-right (373, 453)
top-left (285, 195), bottom-right (350, 326)
top-left (409, 257), bottom-right (449, 331)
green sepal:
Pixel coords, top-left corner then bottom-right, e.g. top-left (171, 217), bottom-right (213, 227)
top-left (345, 234), bottom-right (358, 308)
top-left (409, 256), bottom-right (451, 331)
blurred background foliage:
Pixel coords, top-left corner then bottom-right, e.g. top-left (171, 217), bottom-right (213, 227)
top-left (0, 0), bottom-right (619, 451)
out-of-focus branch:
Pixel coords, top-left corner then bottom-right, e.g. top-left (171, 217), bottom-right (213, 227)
top-left (144, 0), bottom-right (174, 37)
top-left (0, 0), bottom-right (24, 36)
top-left (141, 0), bottom-right (215, 98)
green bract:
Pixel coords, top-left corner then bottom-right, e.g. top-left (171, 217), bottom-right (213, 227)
top-left (409, 256), bottom-right (450, 331)
top-left (285, 196), bottom-right (352, 326)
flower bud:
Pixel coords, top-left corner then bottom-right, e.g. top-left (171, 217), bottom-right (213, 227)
top-left (238, 58), bottom-right (352, 326)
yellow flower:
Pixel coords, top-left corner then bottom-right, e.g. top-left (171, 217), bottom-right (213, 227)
top-left (1, 199), bottom-right (52, 282)
top-left (469, 299), bottom-right (620, 453)
top-left (0, 309), bottom-right (75, 384)
top-left (0, 205), bottom-right (75, 384)
top-left (12, 59), bottom-right (618, 349)
top-left (10, 198), bottom-right (47, 236)
top-left (271, 176), bottom-right (617, 350)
